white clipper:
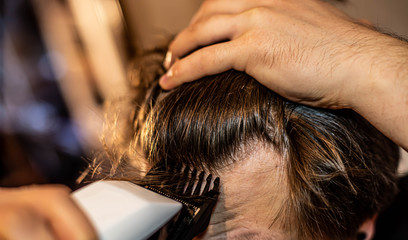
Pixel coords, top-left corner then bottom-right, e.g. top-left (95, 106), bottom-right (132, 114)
top-left (72, 181), bottom-right (182, 240)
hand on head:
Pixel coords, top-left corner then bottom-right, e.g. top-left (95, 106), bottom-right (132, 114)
top-left (0, 185), bottom-right (97, 240)
top-left (160, 0), bottom-right (363, 108)
top-left (160, 0), bottom-right (408, 150)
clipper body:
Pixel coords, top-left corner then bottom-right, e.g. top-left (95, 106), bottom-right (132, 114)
top-left (72, 166), bottom-right (220, 240)
top-left (72, 181), bottom-right (182, 240)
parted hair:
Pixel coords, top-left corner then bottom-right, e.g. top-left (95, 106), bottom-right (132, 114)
top-left (93, 49), bottom-right (399, 240)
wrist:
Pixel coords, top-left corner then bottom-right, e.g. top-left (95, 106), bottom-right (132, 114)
top-left (345, 32), bottom-right (408, 111)
top-left (344, 33), bottom-right (408, 148)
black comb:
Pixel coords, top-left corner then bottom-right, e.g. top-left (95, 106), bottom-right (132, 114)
top-left (142, 163), bottom-right (220, 240)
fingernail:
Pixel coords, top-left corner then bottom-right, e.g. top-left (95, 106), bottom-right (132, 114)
top-left (167, 67), bottom-right (174, 78)
top-left (163, 51), bottom-right (172, 70)
top-left (159, 67), bottom-right (173, 89)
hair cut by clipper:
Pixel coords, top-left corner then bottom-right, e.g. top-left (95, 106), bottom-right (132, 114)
top-left (89, 48), bottom-right (399, 240)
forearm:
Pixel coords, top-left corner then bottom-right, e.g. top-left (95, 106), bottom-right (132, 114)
top-left (350, 36), bottom-right (408, 150)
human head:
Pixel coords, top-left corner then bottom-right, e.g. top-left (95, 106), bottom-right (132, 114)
top-left (95, 50), bottom-right (399, 240)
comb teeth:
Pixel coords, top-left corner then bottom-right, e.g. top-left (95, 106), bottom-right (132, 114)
top-left (185, 169), bottom-right (197, 195)
top-left (143, 164), bottom-right (221, 240)
top-left (193, 171), bottom-right (205, 195)
top-left (165, 165), bottom-right (220, 197)
top-left (144, 164), bottom-right (220, 200)
top-left (143, 164), bottom-right (220, 215)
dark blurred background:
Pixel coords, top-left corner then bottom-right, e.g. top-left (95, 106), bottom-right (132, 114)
top-left (1, 0), bottom-right (408, 188)
top-left (0, 0), bottom-right (202, 188)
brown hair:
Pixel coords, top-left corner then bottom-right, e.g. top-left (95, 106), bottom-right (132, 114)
top-left (92, 50), bottom-right (399, 239)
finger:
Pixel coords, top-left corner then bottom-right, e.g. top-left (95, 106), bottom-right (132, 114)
top-left (160, 41), bottom-right (246, 90)
top-left (165, 14), bottom-right (241, 69)
top-left (45, 196), bottom-right (97, 240)
top-left (28, 185), bottom-right (96, 240)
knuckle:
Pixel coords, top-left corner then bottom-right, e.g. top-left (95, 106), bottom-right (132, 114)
top-left (192, 16), bottom-right (213, 32)
top-left (187, 21), bottom-right (200, 34)
top-left (230, 43), bottom-right (246, 71)
top-left (206, 14), bottom-right (227, 24)
top-left (210, 47), bottom-right (223, 64)
top-left (244, 6), bottom-right (272, 20)
top-left (190, 13), bottom-right (226, 33)
top-left (195, 51), bottom-right (210, 67)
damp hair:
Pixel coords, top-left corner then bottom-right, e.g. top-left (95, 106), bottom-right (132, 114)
top-left (90, 49), bottom-right (399, 239)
